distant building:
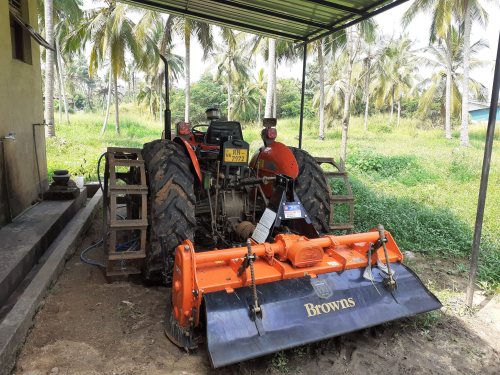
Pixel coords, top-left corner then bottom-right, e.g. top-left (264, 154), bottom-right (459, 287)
top-left (469, 100), bottom-right (500, 123)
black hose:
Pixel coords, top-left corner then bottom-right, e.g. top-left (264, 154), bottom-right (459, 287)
top-left (97, 152), bottom-right (106, 193)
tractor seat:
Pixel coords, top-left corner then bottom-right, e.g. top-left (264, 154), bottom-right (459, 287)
top-left (205, 121), bottom-right (243, 145)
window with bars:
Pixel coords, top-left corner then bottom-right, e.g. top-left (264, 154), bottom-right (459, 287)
top-left (9, 0), bottom-right (22, 14)
top-left (9, 0), bottom-right (31, 63)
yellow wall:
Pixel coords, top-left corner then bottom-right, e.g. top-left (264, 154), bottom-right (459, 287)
top-left (0, 0), bottom-right (48, 225)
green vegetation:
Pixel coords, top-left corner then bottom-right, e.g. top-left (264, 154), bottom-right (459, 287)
top-left (48, 112), bottom-right (500, 288)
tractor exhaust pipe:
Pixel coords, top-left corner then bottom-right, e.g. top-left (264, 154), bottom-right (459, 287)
top-left (159, 54), bottom-right (171, 140)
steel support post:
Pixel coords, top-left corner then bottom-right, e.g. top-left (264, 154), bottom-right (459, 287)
top-left (466, 29), bottom-right (500, 307)
top-left (298, 44), bottom-right (308, 149)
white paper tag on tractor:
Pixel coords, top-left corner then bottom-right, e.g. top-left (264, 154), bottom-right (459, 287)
top-left (260, 208), bottom-right (277, 228)
top-left (252, 223), bottom-right (270, 244)
top-left (284, 204), bottom-right (302, 219)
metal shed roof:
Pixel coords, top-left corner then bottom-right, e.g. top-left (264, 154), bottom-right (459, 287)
top-left (121, 0), bottom-right (408, 44)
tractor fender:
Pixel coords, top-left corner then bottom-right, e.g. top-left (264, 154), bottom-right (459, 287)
top-left (250, 141), bottom-right (299, 197)
top-left (174, 137), bottom-right (202, 184)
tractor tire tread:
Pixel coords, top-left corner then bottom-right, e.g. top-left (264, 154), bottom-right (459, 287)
top-left (142, 139), bottom-right (196, 283)
top-left (288, 147), bottom-right (331, 236)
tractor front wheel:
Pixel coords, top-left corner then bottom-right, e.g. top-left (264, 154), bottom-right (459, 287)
top-left (142, 139), bottom-right (196, 283)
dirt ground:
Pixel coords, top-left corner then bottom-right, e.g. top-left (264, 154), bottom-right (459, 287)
top-left (12, 208), bottom-right (500, 375)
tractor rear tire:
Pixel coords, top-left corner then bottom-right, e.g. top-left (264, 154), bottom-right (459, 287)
top-left (288, 147), bottom-right (331, 236)
top-left (142, 139), bottom-right (196, 283)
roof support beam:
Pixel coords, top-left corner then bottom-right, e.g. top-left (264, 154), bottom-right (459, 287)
top-left (303, 0), bottom-right (366, 15)
top-left (205, 0), bottom-right (330, 29)
top-left (297, 0), bottom-right (409, 45)
top-left (122, 0), bottom-right (305, 41)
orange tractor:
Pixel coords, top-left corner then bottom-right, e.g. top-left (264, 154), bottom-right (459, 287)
top-left (102, 100), bottom-right (441, 366)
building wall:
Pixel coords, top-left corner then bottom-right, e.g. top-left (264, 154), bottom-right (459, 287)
top-left (470, 108), bottom-right (500, 122)
top-left (0, 0), bottom-right (48, 227)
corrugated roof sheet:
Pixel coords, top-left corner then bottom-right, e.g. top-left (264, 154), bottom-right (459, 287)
top-left (120, 0), bottom-right (408, 43)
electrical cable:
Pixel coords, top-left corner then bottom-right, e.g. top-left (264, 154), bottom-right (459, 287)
top-left (80, 209), bottom-right (139, 268)
top-left (80, 236), bottom-right (140, 268)
top-left (97, 152), bottom-right (106, 193)
top-left (80, 238), bottom-right (106, 268)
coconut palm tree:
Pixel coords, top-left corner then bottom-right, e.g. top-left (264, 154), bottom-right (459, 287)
top-left (459, 0), bottom-right (492, 146)
top-left (309, 40), bottom-right (327, 140)
top-left (339, 20), bottom-right (376, 169)
top-left (44, 0), bottom-right (55, 137)
top-left (264, 38), bottom-right (275, 118)
top-left (249, 37), bottom-right (299, 119)
top-left (417, 27), bottom-right (490, 121)
top-left (249, 69), bottom-right (267, 126)
top-left (208, 29), bottom-right (251, 121)
top-left (402, 0), bottom-right (461, 139)
top-left (65, 1), bottom-right (153, 134)
top-left (371, 34), bottom-right (420, 127)
top-left (39, 0), bottom-right (83, 129)
top-left (137, 78), bottom-right (160, 120)
top-left (166, 17), bottom-right (213, 123)
top-left (231, 84), bottom-right (258, 122)
top-left (401, 0), bottom-right (493, 144)
top-left (313, 54), bottom-right (363, 124)
top-left (359, 27), bottom-right (382, 131)
top-left (136, 12), bottom-right (184, 124)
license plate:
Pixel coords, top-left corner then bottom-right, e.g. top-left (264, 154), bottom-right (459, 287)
top-left (224, 148), bottom-right (248, 163)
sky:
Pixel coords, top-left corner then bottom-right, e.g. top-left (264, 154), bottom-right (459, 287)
top-left (83, 1), bottom-right (500, 96)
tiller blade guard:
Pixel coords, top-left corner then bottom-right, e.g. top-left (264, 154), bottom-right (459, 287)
top-left (166, 229), bottom-right (442, 368)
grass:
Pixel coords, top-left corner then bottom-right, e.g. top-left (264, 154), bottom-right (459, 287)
top-left (47, 111), bottom-right (500, 287)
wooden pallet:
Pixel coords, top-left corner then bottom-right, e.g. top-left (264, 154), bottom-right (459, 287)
top-left (315, 157), bottom-right (355, 234)
top-left (102, 148), bottom-right (147, 278)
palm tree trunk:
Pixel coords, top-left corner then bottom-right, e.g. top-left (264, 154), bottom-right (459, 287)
top-left (397, 98), bottom-right (401, 127)
top-left (318, 41), bottom-right (325, 140)
top-left (55, 58), bottom-right (62, 125)
top-left (56, 39), bottom-right (70, 125)
top-left (185, 27), bottom-right (191, 122)
top-left (87, 86), bottom-right (92, 110)
top-left (364, 95), bottom-right (370, 131)
top-left (114, 72), bottom-right (120, 134)
top-left (390, 89), bottom-right (394, 123)
top-left (460, 0), bottom-right (471, 147)
top-left (132, 71), bottom-right (135, 101)
top-left (273, 57), bottom-right (277, 118)
top-left (258, 95), bottom-right (261, 126)
top-left (340, 26), bottom-right (354, 170)
top-left (102, 94), bottom-right (106, 117)
top-left (228, 73), bottom-right (232, 121)
top-left (445, 28), bottom-right (453, 139)
top-left (363, 56), bottom-right (371, 131)
top-left (44, 0), bottom-right (55, 137)
top-left (264, 39), bottom-right (275, 118)
top-left (101, 72), bottom-right (112, 135)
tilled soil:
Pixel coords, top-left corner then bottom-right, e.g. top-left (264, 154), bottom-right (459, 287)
top-left (13, 210), bottom-right (500, 375)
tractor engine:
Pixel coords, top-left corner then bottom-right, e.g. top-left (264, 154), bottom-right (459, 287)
top-left (189, 110), bottom-right (275, 249)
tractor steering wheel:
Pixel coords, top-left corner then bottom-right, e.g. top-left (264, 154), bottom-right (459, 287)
top-left (191, 124), bottom-right (209, 137)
